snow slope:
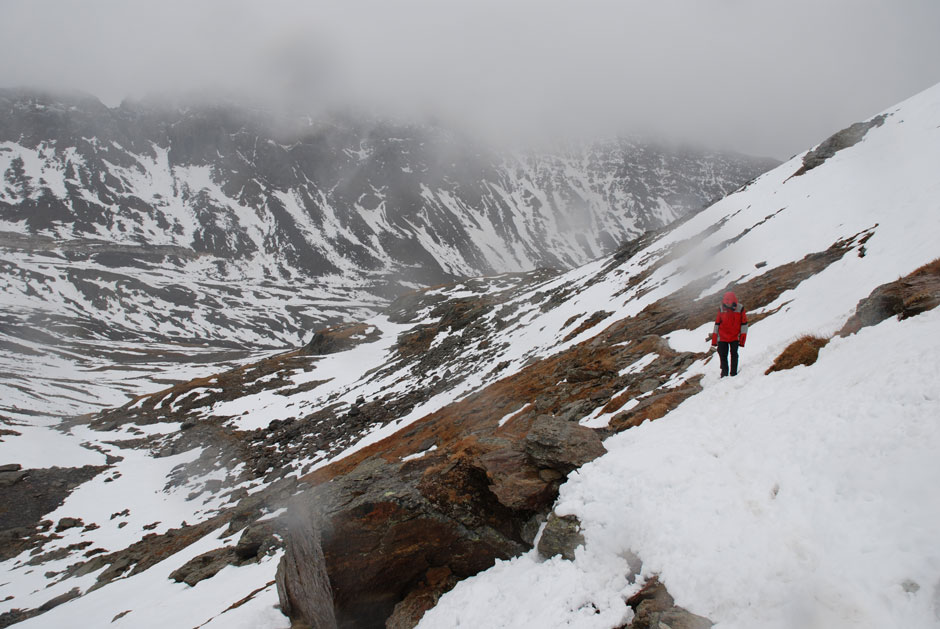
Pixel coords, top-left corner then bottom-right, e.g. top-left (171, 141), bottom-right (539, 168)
top-left (418, 84), bottom-right (940, 627)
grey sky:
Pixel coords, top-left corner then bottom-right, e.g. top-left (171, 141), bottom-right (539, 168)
top-left (2, 0), bottom-right (939, 158)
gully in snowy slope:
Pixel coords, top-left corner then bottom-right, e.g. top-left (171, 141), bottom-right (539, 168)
top-left (710, 291), bottom-right (748, 377)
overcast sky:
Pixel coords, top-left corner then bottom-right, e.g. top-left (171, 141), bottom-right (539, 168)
top-left (2, 0), bottom-right (939, 158)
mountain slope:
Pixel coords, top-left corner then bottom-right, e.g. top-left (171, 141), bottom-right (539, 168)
top-left (0, 90), bottom-right (774, 280)
top-left (0, 90), bottom-right (774, 421)
top-left (2, 83), bottom-right (939, 629)
top-left (418, 84), bottom-right (940, 628)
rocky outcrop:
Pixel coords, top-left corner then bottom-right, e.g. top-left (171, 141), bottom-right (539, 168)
top-left (839, 257), bottom-right (940, 335)
top-left (276, 500), bottom-right (337, 629)
top-left (170, 547), bottom-right (237, 587)
top-left (791, 114), bottom-right (887, 178)
top-left (280, 456), bottom-right (528, 628)
top-left (303, 323), bottom-right (381, 356)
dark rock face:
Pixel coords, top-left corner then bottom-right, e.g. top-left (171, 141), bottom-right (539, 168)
top-left (275, 499), bottom-right (338, 629)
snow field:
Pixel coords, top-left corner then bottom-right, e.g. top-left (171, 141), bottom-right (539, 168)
top-left (12, 525), bottom-right (288, 629)
top-left (422, 309), bottom-right (940, 629)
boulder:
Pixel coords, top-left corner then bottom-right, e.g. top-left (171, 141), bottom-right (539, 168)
top-left (234, 521), bottom-right (275, 560)
top-left (476, 447), bottom-right (556, 511)
top-left (169, 547), bottom-right (235, 587)
top-left (525, 414), bottom-right (607, 473)
top-left (55, 517), bottom-right (84, 532)
top-left (537, 512), bottom-right (584, 561)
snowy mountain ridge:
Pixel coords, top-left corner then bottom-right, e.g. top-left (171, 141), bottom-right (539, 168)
top-left (0, 89), bottom-right (772, 280)
top-left (1, 82), bottom-right (939, 629)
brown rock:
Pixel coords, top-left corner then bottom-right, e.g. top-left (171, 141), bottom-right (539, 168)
top-left (278, 457), bottom-right (526, 628)
top-left (476, 447), bottom-right (555, 511)
top-left (385, 566), bottom-right (458, 629)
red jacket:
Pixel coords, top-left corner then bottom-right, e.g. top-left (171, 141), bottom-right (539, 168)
top-left (712, 302), bottom-right (748, 346)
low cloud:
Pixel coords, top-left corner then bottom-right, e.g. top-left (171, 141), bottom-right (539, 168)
top-left (2, 0), bottom-right (940, 158)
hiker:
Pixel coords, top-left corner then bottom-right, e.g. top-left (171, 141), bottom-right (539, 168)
top-left (710, 291), bottom-right (748, 377)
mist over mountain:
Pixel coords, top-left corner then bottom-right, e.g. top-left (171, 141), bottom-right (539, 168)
top-left (0, 88), bottom-right (776, 420)
top-left (0, 89), bottom-right (776, 280)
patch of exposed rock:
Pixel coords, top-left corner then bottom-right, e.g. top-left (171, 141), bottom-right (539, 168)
top-left (0, 465), bottom-right (106, 561)
top-left (839, 257), bottom-right (940, 335)
top-left (303, 322), bottom-right (381, 355)
top-left (791, 114), bottom-right (887, 178)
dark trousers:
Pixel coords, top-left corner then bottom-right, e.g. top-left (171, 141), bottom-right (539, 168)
top-left (717, 341), bottom-right (739, 377)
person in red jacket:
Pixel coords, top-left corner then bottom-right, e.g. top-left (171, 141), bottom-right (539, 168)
top-left (711, 291), bottom-right (748, 377)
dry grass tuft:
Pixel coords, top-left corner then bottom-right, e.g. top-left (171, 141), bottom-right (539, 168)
top-left (765, 334), bottom-right (830, 375)
top-left (911, 257), bottom-right (940, 277)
